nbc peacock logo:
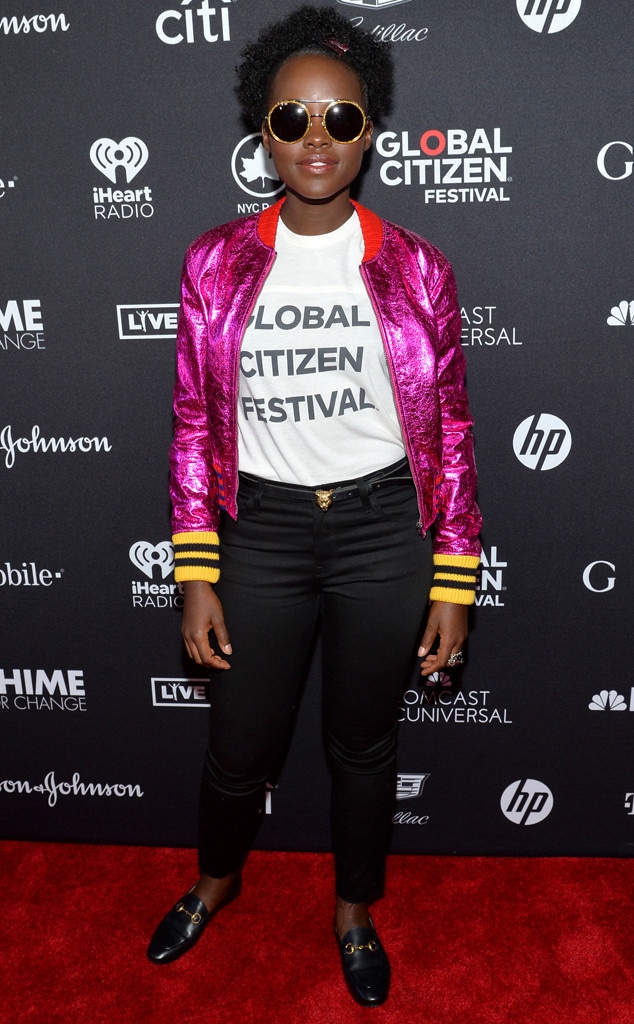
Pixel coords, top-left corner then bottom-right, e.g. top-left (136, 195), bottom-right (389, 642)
top-left (607, 301), bottom-right (634, 327)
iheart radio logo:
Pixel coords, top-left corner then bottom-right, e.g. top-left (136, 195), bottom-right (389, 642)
top-left (90, 137), bottom-right (149, 183)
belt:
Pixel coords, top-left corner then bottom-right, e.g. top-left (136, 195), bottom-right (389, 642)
top-left (239, 458), bottom-right (412, 511)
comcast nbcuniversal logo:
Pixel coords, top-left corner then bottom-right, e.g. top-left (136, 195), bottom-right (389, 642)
top-left (607, 301), bottom-right (634, 327)
top-left (516, 0), bottom-right (582, 34)
top-left (589, 689), bottom-right (634, 712)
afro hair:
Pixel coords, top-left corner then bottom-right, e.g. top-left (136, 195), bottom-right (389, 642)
top-left (236, 5), bottom-right (394, 130)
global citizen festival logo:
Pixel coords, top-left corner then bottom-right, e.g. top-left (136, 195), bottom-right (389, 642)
top-left (501, 779), bottom-right (554, 825)
top-left (129, 540), bottom-right (183, 609)
top-left (0, 669), bottom-right (86, 712)
top-left (232, 134), bottom-right (283, 207)
top-left (607, 301), bottom-right (634, 327)
top-left (375, 127), bottom-right (512, 204)
top-left (512, 413), bottom-right (572, 471)
top-left (116, 304), bottom-right (179, 340)
top-left (1, 299), bottom-right (45, 352)
top-left (597, 142), bottom-right (633, 182)
top-left (155, 0), bottom-right (233, 46)
top-left (516, 0), bottom-right (582, 35)
top-left (477, 546), bottom-right (507, 607)
top-left (90, 138), bottom-right (154, 220)
top-left (393, 773), bottom-right (430, 826)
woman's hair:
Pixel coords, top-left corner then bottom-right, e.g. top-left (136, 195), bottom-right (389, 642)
top-left (236, 5), bottom-right (394, 129)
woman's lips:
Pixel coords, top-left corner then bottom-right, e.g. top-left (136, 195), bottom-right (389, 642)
top-left (297, 155), bottom-right (338, 171)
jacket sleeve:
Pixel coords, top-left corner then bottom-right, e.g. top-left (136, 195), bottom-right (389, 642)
top-left (169, 248), bottom-right (221, 584)
top-left (427, 257), bottom-right (482, 605)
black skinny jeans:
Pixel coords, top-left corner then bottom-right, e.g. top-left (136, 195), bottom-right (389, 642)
top-left (198, 459), bottom-right (433, 904)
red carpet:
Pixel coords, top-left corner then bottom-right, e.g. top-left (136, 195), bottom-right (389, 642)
top-left (2, 842), bottom-right (633, 1023)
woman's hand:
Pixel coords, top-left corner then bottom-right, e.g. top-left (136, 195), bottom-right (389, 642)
top-left (181, 580), bottom-right (232, 669)
top-left (418, 601), bottom-right (468, 677)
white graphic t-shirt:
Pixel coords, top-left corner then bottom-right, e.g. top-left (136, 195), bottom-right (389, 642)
top-left (238, 211), bottom-right (405, 486)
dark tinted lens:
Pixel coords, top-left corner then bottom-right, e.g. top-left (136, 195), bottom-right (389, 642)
top-left (324, 102), bottom-right (365, 143)
top-left (268, 103), bottom-right (309, 143)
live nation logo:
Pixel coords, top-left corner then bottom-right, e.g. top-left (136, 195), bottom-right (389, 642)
top-left (117, 304), bottom-right (178, 340)
top-left (1, 299), bottom-right (45, 353)
top-left (90, 137), bottom-right (155, 221)
top-left (151, 677), bottom-right (210, 707)
top-left (393, 772), bottom-right (430, 826)
top-left (129, 540), bottom-right (183, 609)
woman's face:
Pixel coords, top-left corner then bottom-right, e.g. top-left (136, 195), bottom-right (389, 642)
top-left (261, 54), bottom-right (373, 206)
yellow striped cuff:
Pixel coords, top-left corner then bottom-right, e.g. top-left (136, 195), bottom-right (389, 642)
top-left (429, 554), bottom-right (480, 606)
top-left (172, 531), bottom-right (220, 584)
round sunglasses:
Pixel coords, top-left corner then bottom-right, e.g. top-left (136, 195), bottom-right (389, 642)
top-left (265, 99), bottom-right (369, 145)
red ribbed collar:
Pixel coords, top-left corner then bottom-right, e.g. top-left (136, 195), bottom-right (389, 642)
top-left (256, 198), bottom-right (383, 262)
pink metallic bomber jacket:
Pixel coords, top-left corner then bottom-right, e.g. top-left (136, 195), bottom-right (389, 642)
top-left (170, 200), bottom-right (482, 604)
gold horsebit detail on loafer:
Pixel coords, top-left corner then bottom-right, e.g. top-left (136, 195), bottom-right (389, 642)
top-left (175, 902), bottom-right (203, 925)
top-left (344, 939), bottom-right (379, 955)
top-left (315, 488), bottom-right (334, 510)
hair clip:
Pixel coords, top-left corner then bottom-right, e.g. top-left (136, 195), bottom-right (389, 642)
top-left (322, 38), bottom-right (350, 55)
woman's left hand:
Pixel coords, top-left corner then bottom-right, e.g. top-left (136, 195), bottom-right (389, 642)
top-left (418, 601), bottom-right (468, 677)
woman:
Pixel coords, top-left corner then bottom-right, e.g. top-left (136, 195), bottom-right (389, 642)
top-left (148, 5), bottom-right (481, 1007)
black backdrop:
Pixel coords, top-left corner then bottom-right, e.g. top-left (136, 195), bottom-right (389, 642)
top-left (2, 0), bottom-right (632, 857)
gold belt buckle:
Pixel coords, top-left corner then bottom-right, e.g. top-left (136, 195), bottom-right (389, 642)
top-left (315, 488), bottom-right (334, 511)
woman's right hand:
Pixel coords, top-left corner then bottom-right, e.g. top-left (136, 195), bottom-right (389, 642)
top-left (181, 580), bottom-right (232, 669)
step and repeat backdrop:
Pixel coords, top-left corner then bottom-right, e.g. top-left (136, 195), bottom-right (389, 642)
top-left (1, 0), bottom-right (632, 857)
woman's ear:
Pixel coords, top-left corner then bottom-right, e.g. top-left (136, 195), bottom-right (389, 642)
top-left (261, 119), bottom-right (271, 153)
top-left (364, 119), bottom-right (374, 152)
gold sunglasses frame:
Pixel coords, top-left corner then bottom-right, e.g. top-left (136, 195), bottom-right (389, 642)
top-left (265, 99), bottom-right (369, 145)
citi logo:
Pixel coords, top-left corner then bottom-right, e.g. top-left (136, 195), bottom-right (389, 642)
top-left (597, 142), bottom-right (633, 181)
top-left (516, 0), bottom-right (582, 34)
top-left (583, 561), bottom-right (615, 593)
top-left (607, 301), bottom-right (634, 327)
top-left (129, 541), bottom-right (174, 580)
top-left (155, 0), bottom-right (232, 45)
top-left (0, 299), bottom-right (45, 352)
top-left (90, 138), bottom-right (148, 184)
top-left (232, 135), bottom-right (283, 200)
top-left (116, 304), bottom-right (179, 340)
top-left (501, 779), bottom-right (554, 825)
top-left (0, 13), bottom-right (69, 35)
top-left (513, 413), bottom-right (572, 471)
top-left (151, 677), bottom-right (210, 708)
top-left (588, 689), bottom-right (633, 712)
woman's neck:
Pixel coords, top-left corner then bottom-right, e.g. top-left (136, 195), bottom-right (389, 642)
top-left (280, 187), bottom-right (354, 235)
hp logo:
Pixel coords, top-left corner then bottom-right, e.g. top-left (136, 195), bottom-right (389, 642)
top-left (516, 0), bottom-right (582, 34)
top-left (501, 779), bottom-right (554, 825)
top-left (513, 413), bottom-right (572, 470)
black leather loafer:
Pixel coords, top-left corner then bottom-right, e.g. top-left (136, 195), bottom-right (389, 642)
top-left (335, 920), bottom-right (391, 1006)
top-left (147, 876), bottom-right (240, 965)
